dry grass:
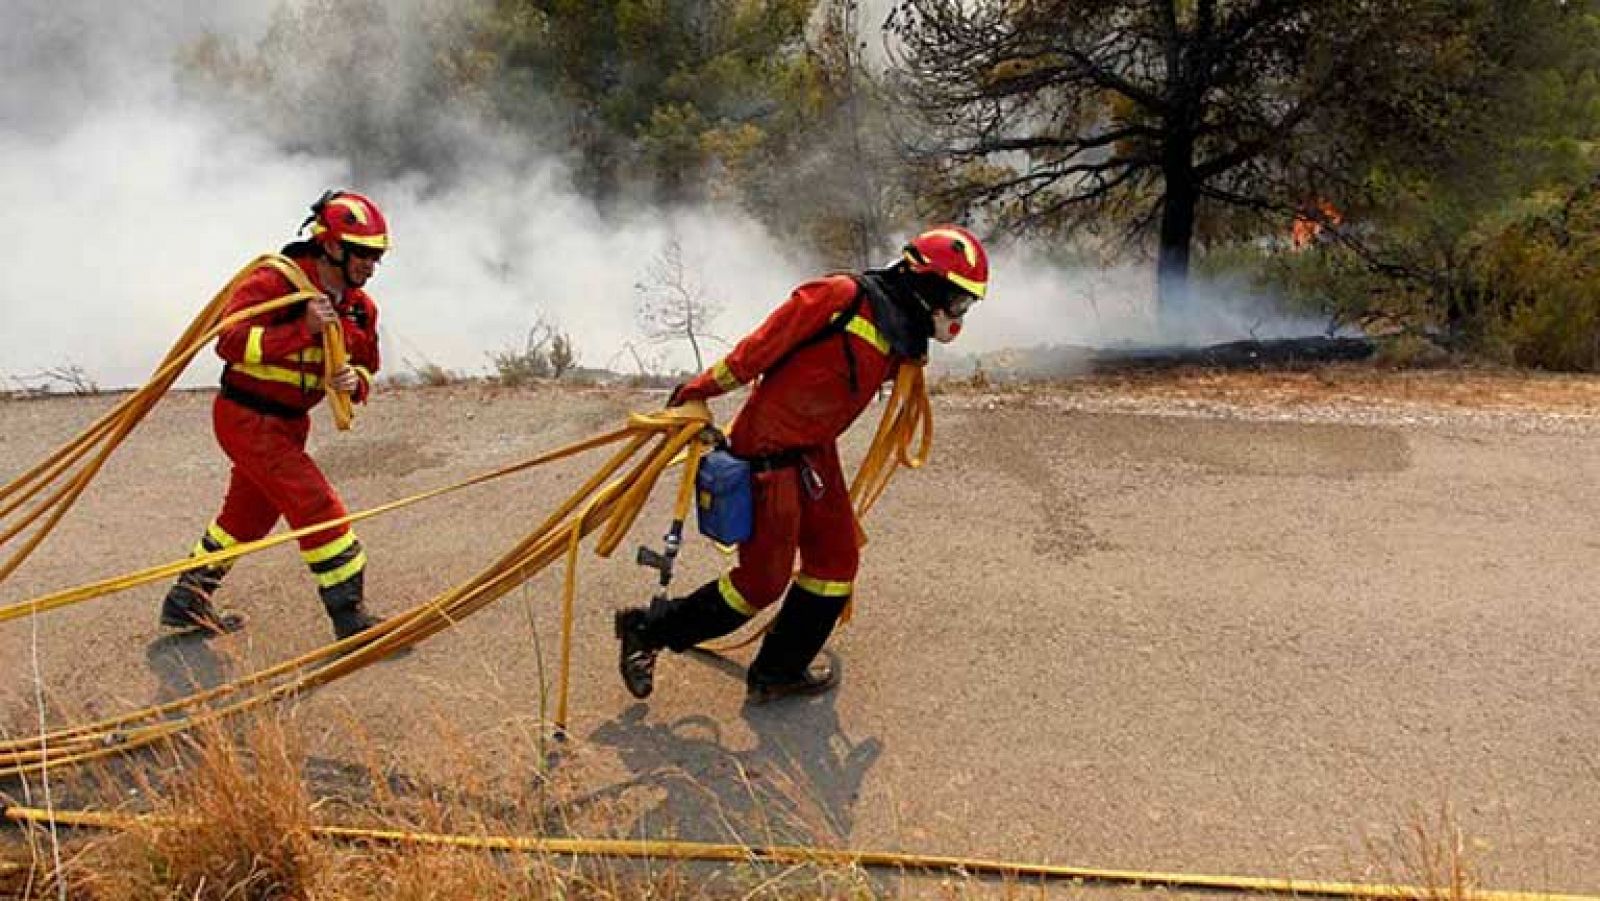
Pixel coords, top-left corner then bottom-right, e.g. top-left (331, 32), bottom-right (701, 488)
top-left (1360, 805), bottom-right (1482, 901)
top-left (0, 709), bottom-right (1505, 901)
top-left (66, 717), bottom-right (321, 900)
top-left (0, 710), bottom-right (897, 900)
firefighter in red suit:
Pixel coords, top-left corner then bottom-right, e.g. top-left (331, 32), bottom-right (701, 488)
top-left (616, 226), bottom-right (989, 702)
top-left (159, 190), bottom-right (390, 640)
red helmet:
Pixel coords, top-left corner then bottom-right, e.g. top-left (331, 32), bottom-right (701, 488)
top-left (307, 190), bottom-right (389, 254)
top-left (902, 225), bottom-right (988, 302)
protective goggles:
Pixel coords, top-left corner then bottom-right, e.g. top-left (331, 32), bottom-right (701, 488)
top-left (943, 290), bottom-right (978, 319)
top-left (342, 242), bottom-right (385, 262)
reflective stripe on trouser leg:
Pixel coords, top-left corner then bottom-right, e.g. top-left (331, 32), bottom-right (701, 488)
top-left (165, 520), bottom-right (238, 610)
top-left (793, 573), bottom-right (852, 597)
top-left (717, 574), bottom-right (758, 617)
top-left (303, 531), bottom-right (366, 590)
top-left (643, 579), bottom-right (752, 652)
top-left (189, 520), bottom-right (241, 575)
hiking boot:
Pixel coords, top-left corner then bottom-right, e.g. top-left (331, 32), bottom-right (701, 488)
top-left (743, 583), bottom-right (849, 704)
top-left (159, 579), bottom-right (246, 636)
top-left (615, 608), bottom-right (659, 699)
top-left (330, 603), bottom-right (384, 641)
top-left (746, 661), bottom-right (838, 704)
top-left (614, 581), bottom-right (752, 700)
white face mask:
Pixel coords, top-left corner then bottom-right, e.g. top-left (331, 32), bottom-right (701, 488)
top-left (931, 309), bottom-right (964, 344)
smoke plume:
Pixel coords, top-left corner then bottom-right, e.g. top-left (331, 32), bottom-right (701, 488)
top-left (0, 0), bottom-right (1310, 391)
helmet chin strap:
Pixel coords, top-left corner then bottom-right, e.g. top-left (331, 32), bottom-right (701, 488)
top-left (326, 241), bottom-right (361, 290)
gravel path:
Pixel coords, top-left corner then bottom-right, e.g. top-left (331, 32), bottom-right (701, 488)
top-left (2, 379), bottom-right (1597, 893)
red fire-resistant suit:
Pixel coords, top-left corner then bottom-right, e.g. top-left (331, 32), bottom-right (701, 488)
top-left (196, 252), bottom-right (379, 587)
top-left (674, 274), bottom-right (901, 613)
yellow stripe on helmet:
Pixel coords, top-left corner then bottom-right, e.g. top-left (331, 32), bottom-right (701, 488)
top-left (340, 232), bottom-right (389, 249)
top-left (922, 228), bottom-right (980, 267)
top-left (947, 271), bottom-right (987, 299)
top-left (328, 196), bottom-right (370, 226)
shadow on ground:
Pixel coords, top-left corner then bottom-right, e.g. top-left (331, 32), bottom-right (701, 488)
top-left (580, 651), bottom-right (882, 847)
top-left (144, 632), bottom-right (230, 706)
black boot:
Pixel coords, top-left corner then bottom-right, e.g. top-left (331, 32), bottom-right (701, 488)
top-left (746, 583), bottom-right (848, 703)
top-left (615, 579), bottom-right (750, 699)
top-left (159, 566), bottom-right (245, 635)
top-left (320, 571), bottom-right (383, 641)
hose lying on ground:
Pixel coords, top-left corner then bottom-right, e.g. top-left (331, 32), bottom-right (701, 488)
top-left (3, 804), bottom-right (1591, 901)
top-left (0, 403), bottom-right (714, 775)
top-left (0, 365), bottom-right (931, 777)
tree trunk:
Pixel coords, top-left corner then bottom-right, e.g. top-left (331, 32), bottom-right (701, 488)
top-left (1158, 137), bottom-right (1197, 316)
top-left (687, 330), bottom-right (704, 372)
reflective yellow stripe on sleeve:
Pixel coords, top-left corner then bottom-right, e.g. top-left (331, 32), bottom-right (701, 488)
top-left (712, 360), bottom-right (741, 392)
top-left (245, 327), bottom-right (266, 364)
top-left (795, 574), bottom-right (853, 597)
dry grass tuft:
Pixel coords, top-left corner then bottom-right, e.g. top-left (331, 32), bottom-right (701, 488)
top-left (73, 714), bottom-right (321, 900)
top-left (1362, 804), bottom-right (1481, 901)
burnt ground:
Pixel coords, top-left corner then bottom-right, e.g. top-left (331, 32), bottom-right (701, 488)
top-left (2, 370), bottom-right (1599, 894)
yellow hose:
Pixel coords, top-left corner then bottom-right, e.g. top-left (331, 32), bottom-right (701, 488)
top-left (0, 255), bottom-right (323, 585)
top-left (323, 321), bottom-right (355, 431)
top-left (0, 314), bottom-right (931, 773)
top-left (0, 406), bottom-right (714, 775)
top-left (3, 805), bottom-right (1590, 901)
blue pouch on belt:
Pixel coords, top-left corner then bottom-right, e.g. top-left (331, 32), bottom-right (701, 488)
top-left (696, 449), bottom-right (753, 545)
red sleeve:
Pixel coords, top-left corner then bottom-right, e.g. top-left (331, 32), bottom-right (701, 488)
top-left (676, 276), bottom-right (855, 403)
top-left (214, 266), bottom-right (317, 365)
top-left (341, 292), bottom-right (380, 403)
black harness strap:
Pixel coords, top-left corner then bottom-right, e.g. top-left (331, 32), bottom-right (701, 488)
top-left (743, 447), bottom-right (809, 473)
top-left (219, 380), bottom-right (306, 419)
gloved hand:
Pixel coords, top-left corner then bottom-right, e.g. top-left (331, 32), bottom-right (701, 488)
top-left (328, 365), bottom-right (361, 393)
top-left (665, 383), bottom-right (688, 408)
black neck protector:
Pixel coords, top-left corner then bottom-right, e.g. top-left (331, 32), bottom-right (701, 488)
top-left (858, 267), bottom-right (932, 360)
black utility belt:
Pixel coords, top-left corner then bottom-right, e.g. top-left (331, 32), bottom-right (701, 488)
top-left (740, 448), bottom-right (808, 473)
top-left (742, 448), bottom-right (832, 476)
top-left (220, 381), bottom-right (307, 419)
top-left (741, 447), bottom-right (826, 497)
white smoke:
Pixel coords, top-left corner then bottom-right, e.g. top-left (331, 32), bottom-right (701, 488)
top-left (979, 248), bottom-right (1335, 352)
top-left (0, 0), bottom-right (1316, 392)
top-left (0, 0), bottom-right (809, 389)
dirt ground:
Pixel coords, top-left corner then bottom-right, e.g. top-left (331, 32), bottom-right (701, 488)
top-left (3, 369), bottom-right (1599, 893)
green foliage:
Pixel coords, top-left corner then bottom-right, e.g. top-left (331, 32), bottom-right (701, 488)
top-left (1201, 1), bottom-right (1600, 363)
top-left (476, 0), bottom-right (819, 205)
top-left (891, 0), bottom-right (1600, 311)
top-left (1473, 179), bottom-right (1600, 369)
top-left (177, 0), bottom-right (497, 182)
top-left (174, 0), bottom-right (1600, 367)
